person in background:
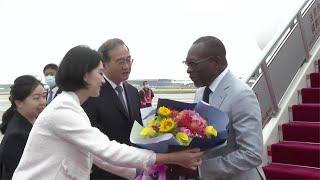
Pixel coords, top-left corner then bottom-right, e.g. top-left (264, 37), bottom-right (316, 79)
top-left (43, 63), bottom-right (61, 104)
top-left (12, 45), bottom-right (203, 180)
top-left (139, 80), bottom-right (154, 108)
top-left (0, 75), bottom-right (46, 179)
top-left (185, 36), bottom-right (265, 180)
top-left (82, 38), bottom-right (143, 179)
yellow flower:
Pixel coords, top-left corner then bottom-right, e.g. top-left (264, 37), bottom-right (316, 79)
top-left (176, 132), bottom-right (191, 146)
top-left (140, 127), bottom-right (157, 138)
top-left (158, 106), bottom-right (171, 117)
top-left (205, 126), bottom-right (218, 138)
top-left (159, 118), bottom-right (176, 133)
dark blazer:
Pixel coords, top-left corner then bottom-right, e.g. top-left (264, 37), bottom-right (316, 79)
top-left (82, 79), bottom-right (142, 180)
top-left (54, 88), bottom-right (62, 98)
top-left (0, 112), bottom-right (32, 180)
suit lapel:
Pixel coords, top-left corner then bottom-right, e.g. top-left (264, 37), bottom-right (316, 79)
top-left (54, 88), bottom-right (62, 98)
top-left (104, 80), bottom-right (130, 120)
top-left (210, 71), bottom-right (232, 108)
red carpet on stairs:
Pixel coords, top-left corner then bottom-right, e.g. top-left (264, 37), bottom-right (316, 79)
top-left (271, 141), bottom-right (320, 168)
top-left (310, 73), bottom-right (320, 88)
top-left (301, 88), bottom-right (320, 103)
top-left (263, 163), bottom-right (320, 180)
top-left (282, 121), bottom-right (320, 143)
top-left (292, 104), bottom-right (320, 122)
top-left (263, 70), bottom-right (320, 179)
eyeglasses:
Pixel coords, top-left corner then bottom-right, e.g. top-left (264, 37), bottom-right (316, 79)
top-left (182, 56), bottom-right (214, 69)
top-left (115, 56), bottom-right (134, 66)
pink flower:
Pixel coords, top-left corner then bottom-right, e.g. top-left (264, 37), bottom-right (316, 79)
top-left (176, 111), bottom-right (193, 128)
top-left (187, 114), bottom-right (207, 137)
top-left (179, 127), bottom-right (192, 136)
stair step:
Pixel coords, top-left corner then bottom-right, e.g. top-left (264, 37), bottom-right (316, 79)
top-left (310, 72), bottom-right (320, 88)
top-left (282, 122), bottom-right (320, 143)
top-left (301, 88), bottom-right (320, 104)
top-left (271, 141), bottom-right (320, 168)
top-left (292, 104), bottom-right (320, 122)
top-left (263, 163), bottom-right (320, 180)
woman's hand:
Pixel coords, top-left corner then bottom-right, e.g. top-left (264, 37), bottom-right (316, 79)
top-left (156, 148), bottom-right (203, 170)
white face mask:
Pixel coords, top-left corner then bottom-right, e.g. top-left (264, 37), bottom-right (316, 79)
top-left (144, 84), bottom-right (149, 88)
top-left (45, 75), bottom-right (56, 88)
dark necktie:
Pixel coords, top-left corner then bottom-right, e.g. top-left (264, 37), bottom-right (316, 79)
top-left (115, 85), bottom-right (128, 112)
top-left (202, 86), bottom-right (212, 103)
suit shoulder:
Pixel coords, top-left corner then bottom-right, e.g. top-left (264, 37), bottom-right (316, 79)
top-left (83, 96), bottom-right (100, 104)
top-left (124, 82), bottom-right (139, 92)
top-left (227, 74), bottom-right (252, 92)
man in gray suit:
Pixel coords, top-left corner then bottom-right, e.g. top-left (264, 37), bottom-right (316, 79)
top-left (184, 36), bottom-right (265, 180)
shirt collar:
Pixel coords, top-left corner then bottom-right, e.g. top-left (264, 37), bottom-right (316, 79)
top-left (51, 86), bottom-right (58, 92)
top-left (104, 74), bottom-right (124, 90)
top-left (208, 68), bottom-right (229, 93)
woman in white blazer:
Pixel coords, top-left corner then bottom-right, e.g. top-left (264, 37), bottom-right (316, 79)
top-left (12, 45), bottom-right (203, 180)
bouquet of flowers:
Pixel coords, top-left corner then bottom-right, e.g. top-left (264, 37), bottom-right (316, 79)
top-left (140, 106), bottom-right (218, 146)
top-left (131, 99), bottom-right (229, 179)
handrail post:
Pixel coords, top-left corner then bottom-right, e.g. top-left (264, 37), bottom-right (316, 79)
top-left (260, 61), bottom-right (279, 115)
top-left (297, 12), bottom-right (311, 61)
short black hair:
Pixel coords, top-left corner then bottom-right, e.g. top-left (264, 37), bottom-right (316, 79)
top-left (193, 36), bottom-right (227, 64)
top-left (56, 45), bottom-right (101, 92)
top-left (43, 63), bottom-right (58, 73)
top-left (97, 38), bottom-right (129, 63)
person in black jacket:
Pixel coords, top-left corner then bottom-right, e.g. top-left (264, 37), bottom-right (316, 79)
top-left (0, 75), bottom-right (46, 179)
top-left (82, 38), bottom-right (143, 179)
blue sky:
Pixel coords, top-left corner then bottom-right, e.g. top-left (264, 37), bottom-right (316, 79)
top-left (0, 0), bottom-right (305, 84)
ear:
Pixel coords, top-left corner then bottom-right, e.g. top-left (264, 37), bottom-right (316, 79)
top-left (213, 56), bottom-right (222, 67)
top-left (102, 61), bottom-right (108, 67)
top-left (14, 99), bottom-right (23, 108)
top-left (103, 61), bottom-right (111, 70)
top-left (83, 72), bottom-right (89, 83)
top-left (102, 62), bottom-right (111, 75)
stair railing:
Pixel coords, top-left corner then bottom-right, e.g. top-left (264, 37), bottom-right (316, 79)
top-left (246, 0), bottom-right (320, 127)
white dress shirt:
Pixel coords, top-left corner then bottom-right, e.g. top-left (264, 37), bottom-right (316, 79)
top-left (207, 68), bottom-right (229, 93)
top-left (104, 75), bottom-right (128, 108)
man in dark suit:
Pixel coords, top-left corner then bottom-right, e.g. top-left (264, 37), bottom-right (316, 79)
top-left (82, 38), bottom-right (142, 180)
top-left (43, 63), bottom-right (62, 104)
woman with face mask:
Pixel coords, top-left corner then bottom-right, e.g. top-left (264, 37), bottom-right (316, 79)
top-left (0, 75), bottom-right (46, 179)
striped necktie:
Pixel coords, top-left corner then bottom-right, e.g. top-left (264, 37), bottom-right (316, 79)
top-left (47, 89), bottom-right (53, 104)
top-left (115, 85), bottom-right (128, 112)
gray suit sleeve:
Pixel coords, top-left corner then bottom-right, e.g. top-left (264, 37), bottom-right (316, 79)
top-left (201, 89), bottom-right (263, 179)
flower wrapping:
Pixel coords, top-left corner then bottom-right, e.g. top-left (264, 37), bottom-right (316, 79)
top-left (130, 99), bottom-right (229, 153)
